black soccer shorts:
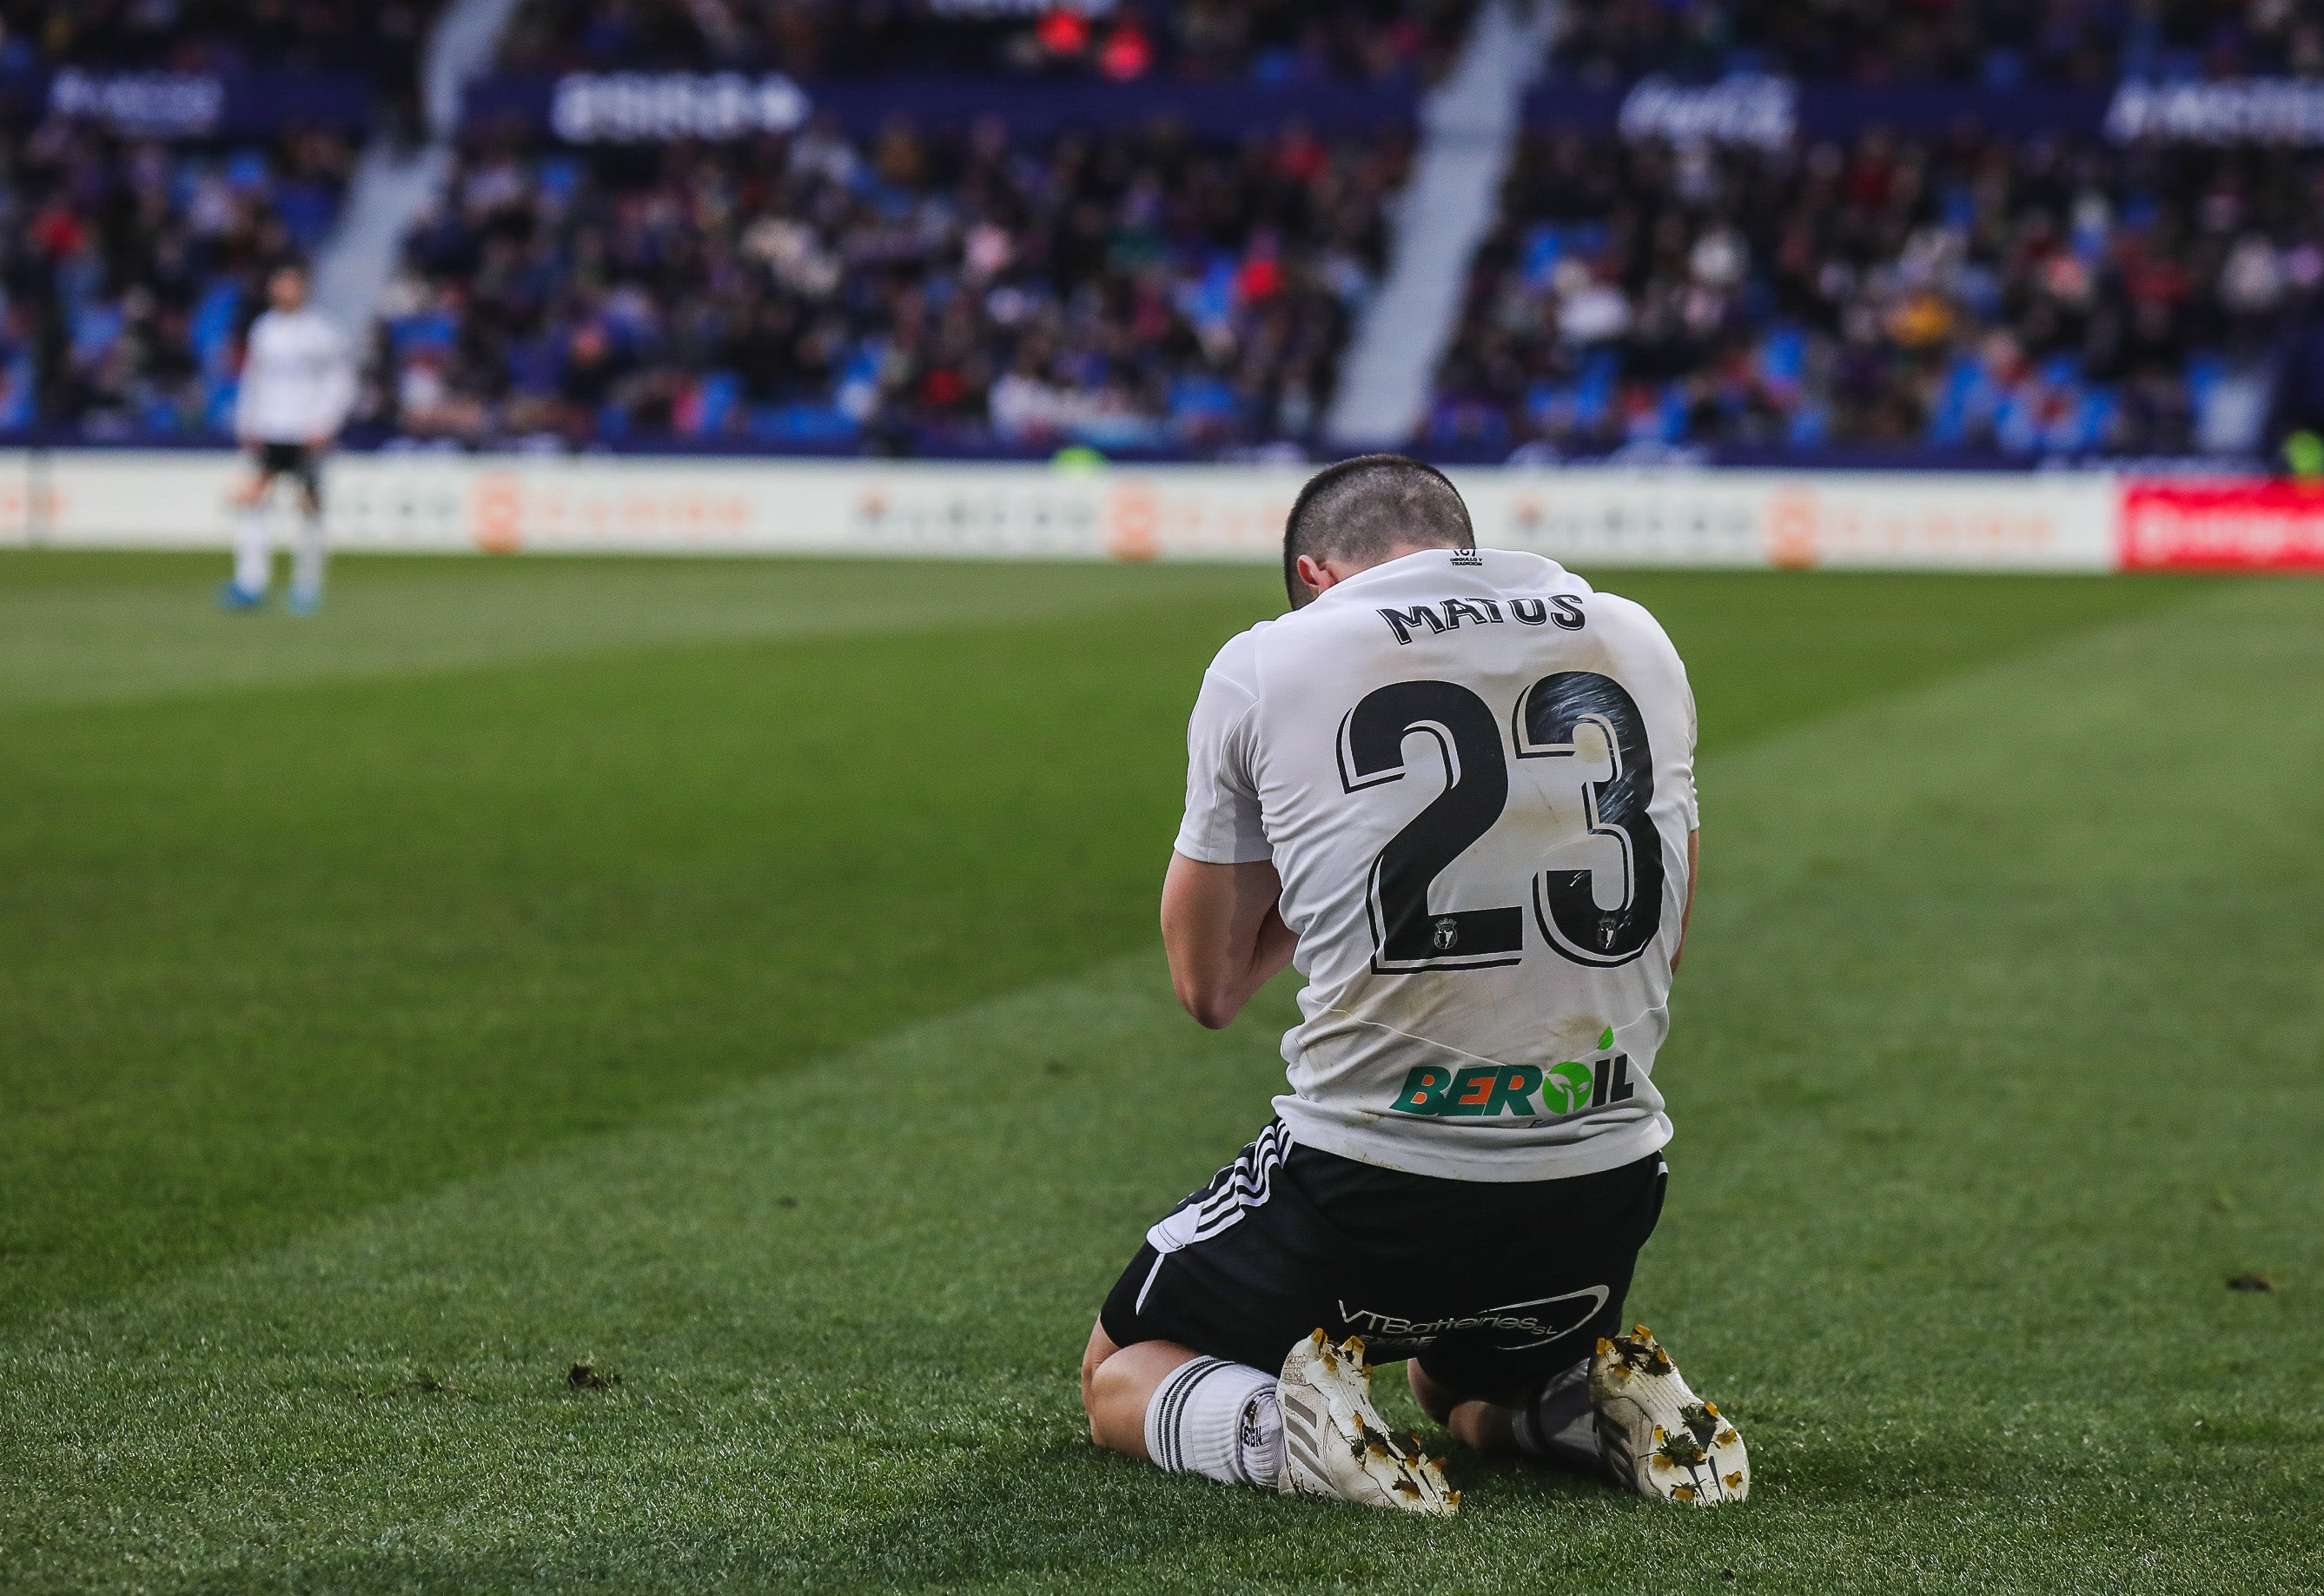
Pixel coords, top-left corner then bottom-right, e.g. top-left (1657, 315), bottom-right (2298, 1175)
top-left (254, 440), bottom-right (322, 502)
top-left (1100, 1120), bottom-right (1666, 1401)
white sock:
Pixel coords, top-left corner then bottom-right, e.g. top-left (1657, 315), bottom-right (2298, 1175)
top-left (1142, 1356), bottom-right (1281, 1489)
top-left (234, 505), bottom-right (271, 593)
top-left (1511, 1357), bottom-right (1603, 1470)
top-left (291, 510), bottom-right (327, 601)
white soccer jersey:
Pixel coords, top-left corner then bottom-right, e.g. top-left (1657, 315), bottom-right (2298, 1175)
top-left (1175, 546), bottom-right (1698, 1182)
top-left (233, 307), bottom-right (354, 443)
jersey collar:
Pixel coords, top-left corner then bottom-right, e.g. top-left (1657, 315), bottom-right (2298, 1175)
top-left (1315, 546), bottom-right (1577, 604)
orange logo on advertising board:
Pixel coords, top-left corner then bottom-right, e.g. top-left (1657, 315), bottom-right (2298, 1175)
top-left (1105, 480), bottom-right (1160, 561)
top-left (0, 479), bottom-right (58, 533)
top-left (1765, 488), bottom-right (1819, 568)
top-left (472, 472), bottom-right (523, 553)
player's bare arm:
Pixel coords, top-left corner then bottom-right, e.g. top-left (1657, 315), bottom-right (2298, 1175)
top-left (1159, 855), bottom-right (1297, 1029)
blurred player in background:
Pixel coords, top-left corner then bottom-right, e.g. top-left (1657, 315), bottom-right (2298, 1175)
top-left (1080, 456), bottom-right (1745, 1515)
top-left (218, 264), bottom-right (355, 616)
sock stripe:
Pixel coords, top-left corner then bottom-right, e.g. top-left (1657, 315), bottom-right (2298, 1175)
top-left (1144, 1355), bottom-right (1286, 1491)
top-left (1154, 1361), bottom-right (1192, 1471)
top-left (1169, 1359), bottom-right (1229, 1471)
top-left (1153, 1356), bottom-right (1227, 1473)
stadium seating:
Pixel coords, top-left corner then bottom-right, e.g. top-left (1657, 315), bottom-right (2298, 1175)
top-left (381, 116), bottom-right (1407, 451)
top-left (1429, 129), bottom-right (2319, 457)
top-left (0, 121), bottom-right (354, 438)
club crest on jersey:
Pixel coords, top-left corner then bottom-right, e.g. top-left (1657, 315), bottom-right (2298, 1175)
top-left (1388, 1052), bottom-right (1635, 1120)
top-left (1431, 917), bottom-right (1460, 951)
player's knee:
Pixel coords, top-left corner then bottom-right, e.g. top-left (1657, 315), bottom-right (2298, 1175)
top-left (1406, 1359), bottom-right (1458, 1425)
top-left (1078, 1321), bottom-right (1117, 1422)
top-left (1084, 1361), bottom-right (1145, 1453)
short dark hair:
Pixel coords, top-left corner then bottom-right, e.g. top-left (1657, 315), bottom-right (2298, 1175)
top-left (1283, 454), bottom-right (1473, 606)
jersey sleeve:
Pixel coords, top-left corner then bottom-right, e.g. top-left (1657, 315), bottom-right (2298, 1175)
top-left (1665, 629), bottom-right (1699, 833)
top-left (1598, 590), bottom-right (1698, 833)
top-left (1172, 643), bottom-right (1270, 865)
top-left (1674, 679), bottom-right (1699, 832)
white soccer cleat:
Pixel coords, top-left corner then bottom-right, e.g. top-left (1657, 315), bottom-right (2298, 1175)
top-left (1275, 1329), bottom-right (1458, 1516)
top-left (1589, 1324), bottom-right (1749, 1506)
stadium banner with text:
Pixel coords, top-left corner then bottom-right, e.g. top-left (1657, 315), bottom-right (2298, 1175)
top-left (467, 71), bottom-right (1420, 141)
top-left (1526, 76), bottom-right (2324, 146)
top-left (2117, 480), bottom-right (2324, 571)
top-left (453, 70), bottom-right (2324, 147)
top-left (29, 67), bottom-right (375, 137)
top-left (0, 451), bottom-right (2149, 572)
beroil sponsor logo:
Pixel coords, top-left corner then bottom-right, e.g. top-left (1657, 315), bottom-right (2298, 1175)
top-left (1387, 1028), bottom-right (1637, 1120)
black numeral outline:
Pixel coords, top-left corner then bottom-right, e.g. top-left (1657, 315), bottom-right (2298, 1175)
top-left (1513, 671), bottom-right (1665, 967)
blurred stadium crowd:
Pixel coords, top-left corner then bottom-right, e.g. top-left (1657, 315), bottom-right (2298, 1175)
top-left (1433, 129), bottom-right (2321, 456)
top-left (0, 122), bottom-right (352, 435)
top-left (3, 0), bottom-right (2322, 460)
top-left (384, 118), bottom-right (1403, 450)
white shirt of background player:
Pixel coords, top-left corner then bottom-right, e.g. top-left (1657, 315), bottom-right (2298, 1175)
top-left (225, 265), bottom-right (354, 606)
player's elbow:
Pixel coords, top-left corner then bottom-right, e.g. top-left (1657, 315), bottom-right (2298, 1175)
top-left (1173, 977), bottom-right (1241, 1030)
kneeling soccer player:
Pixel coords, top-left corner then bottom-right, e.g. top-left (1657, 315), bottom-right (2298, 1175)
top-left (1080, 456), bottom-right (1747, 1514)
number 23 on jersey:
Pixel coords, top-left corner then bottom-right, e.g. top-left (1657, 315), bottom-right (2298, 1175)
top-left (1334, 671), bottom-right (1665, 975)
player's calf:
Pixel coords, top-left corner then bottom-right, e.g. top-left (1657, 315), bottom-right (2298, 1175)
top-left (1083, 1324), bottom-right (1281, 1487)
top-left (1407, 1357), bottom-right (1597, 1466)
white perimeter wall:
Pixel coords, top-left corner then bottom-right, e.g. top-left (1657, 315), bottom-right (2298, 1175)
top-left (0, 451), bottom-right (2123, 571)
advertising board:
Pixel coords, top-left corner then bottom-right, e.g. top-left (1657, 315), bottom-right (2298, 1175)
top-left (0, 450), bottom-right (2292, 575)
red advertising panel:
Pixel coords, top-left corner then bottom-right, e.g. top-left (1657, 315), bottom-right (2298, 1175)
top-left (2119, 479), bottom-right (2324, 572)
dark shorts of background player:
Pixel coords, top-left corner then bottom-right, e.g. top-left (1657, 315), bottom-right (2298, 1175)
top-left (252, 441), bottom-right (321, 504)
top-left (1101, 1122), bottom-right (1666, 1402)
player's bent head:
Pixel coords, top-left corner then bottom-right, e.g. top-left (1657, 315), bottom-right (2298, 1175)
top-left (268, 262), bottom-right (308, 310)
top-left (1283, 454), bottom-right (1474, 609)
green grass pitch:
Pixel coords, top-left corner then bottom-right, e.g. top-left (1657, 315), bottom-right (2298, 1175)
top-left (2, 549), bottom-right (2320, 1593)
